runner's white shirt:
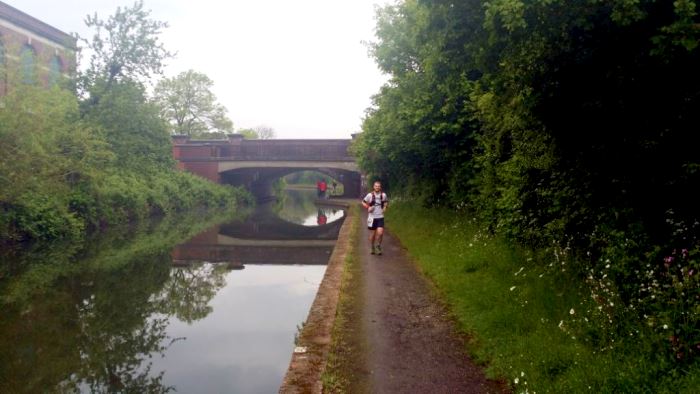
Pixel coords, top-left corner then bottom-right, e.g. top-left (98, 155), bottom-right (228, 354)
top-left (363, 192), bottom-right (388, 219)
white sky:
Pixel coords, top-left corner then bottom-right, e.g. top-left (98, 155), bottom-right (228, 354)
top-left (6, 0), bottom-right (393, 139)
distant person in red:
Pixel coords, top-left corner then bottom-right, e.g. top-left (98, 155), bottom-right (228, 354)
top-left (319, 179), bottom-right (327, 199)
top-left (317, 209), bottom-right (327, 225)
top-left (317, 179), bottom-right (323, 198)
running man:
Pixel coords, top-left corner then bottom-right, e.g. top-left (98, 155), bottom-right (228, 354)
top-left (362, 181), bottom-right (388, 255)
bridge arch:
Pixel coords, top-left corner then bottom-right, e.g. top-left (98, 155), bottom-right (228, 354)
top-left (220, 166), bottom-right (359, 200)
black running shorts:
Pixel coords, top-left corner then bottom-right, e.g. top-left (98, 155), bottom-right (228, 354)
top-left (368, 217), bottom-right (385, 230)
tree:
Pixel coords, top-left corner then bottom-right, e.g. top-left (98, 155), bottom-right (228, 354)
top-left (78, 1), bottom-right (175, 170)
top-left (357, 0), bottom-right (700, 375)
top-left (84, 80), bottom-right (174, 170)
top-left (237, 128), bottom-right (258, 139)
top-left (153, 70), bottom-right (233, 136)
top-left (80, 0), bottom-right (173, 91)
top-left (253, 125), bottom-right (275, 139)
top-left (236, 125), bottom-right (275, 139)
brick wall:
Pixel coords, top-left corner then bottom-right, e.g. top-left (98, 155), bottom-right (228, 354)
top-left (174, 138), bottom-right (353, 161)
top-left (180, 162), bottom-right (220, 183)
top-left (0, 1), bottom-right (76, 91)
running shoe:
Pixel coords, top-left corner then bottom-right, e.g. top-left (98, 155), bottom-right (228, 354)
top-left (376, 245), bottom-right (382, 255)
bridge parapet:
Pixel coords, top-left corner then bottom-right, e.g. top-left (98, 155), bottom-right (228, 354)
top-left (173, 134), bottom-right (354, 162)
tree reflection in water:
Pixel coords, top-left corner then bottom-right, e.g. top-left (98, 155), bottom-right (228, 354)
top-left (154, 262), bottom-right (229, 324)
top-left (0, 212), bottom-right (239, 393)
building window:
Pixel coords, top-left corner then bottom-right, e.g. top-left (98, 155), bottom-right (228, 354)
top-left (20, 45), bottom-right (36, 84)
top-left (0, 40), bottom-right (5, 95)
top-left (48, 55), bottom-right (63, 86)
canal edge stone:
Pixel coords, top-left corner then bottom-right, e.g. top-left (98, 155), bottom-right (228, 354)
top-left (279, 199), bottom-right (356, 393)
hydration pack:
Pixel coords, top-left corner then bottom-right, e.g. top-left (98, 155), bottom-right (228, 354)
top-left (369, 192), bottom-right (387, 209)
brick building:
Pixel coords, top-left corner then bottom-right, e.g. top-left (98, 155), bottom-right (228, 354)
top-left (0, 1), bottom-right (77, 93)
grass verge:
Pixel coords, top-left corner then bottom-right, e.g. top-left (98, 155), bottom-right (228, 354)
top-left (322, 205), bottom-right (369, 393)
top-left (387, 201), bottom-right (699, 393)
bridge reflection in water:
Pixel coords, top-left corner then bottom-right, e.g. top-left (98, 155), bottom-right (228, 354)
top-left (171, 200), bottom-right (345, 268)
top-left (154, 190), bottom-right (345, 393)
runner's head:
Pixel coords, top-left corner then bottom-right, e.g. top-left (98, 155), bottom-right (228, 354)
top-left (373, 181), bottom-right (382, 192)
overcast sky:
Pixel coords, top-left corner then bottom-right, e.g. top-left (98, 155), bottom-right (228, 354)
top-left (7, 0), bottom-right (393, 139)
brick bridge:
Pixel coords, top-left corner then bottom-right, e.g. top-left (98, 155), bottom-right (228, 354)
top-left (172, 134), bottom-right (362, 199)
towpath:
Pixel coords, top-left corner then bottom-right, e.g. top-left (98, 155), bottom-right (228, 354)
top-left (280, 202), bottom-right (506, 393)
top-left (357, 226), bottom-right (505, 393)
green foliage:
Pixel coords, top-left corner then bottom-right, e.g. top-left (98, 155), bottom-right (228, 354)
top-left (0, 83), bottom-right (110, 242)
top-left (355, 0), bottom-right (700, 384)
top-left (153, 69), bottom-right (234, 136)
top-left (252, 125), bottom-right (275, 139)
top-left (78, 1), bottom-right (176, 171)
top-left (80, 0), bottom-right (173, 88)
top-left (355, 0), bottom-right (482, 205)
top-left (0, 207), bottom-right (244, 392)
top-left (237, 128), bottom-right (259, 139)
top-left (0, 84), bottom-right (111, 203)
top-left (6, 192), bottom-right (84, 241)
top-left (388, 202), bottom-right (700, 392)
top-left (236, 125), bottom-right (276, 140)
top-left (82, 79), bottom-right (174, 171)
top-left (0, 2), bottom-right (252, 244)
top-left (284, 171), bottom-right (339, 186)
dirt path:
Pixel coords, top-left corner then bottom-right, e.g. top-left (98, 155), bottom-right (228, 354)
top-left (359, 228), bottom-right (505, 393)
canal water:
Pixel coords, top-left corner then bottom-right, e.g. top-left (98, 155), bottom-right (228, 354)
top-left (0, 189), bottom-right (345, 393)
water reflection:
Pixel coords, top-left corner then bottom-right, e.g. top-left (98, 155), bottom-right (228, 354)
top-left (144, 264), bottom-right (324, 394)
top-left (0, 189), bottom-right (343, 393)
top-left (275, 189), bottom-right (345, 226)
top-left (1, 248), bottom-right (175, 393)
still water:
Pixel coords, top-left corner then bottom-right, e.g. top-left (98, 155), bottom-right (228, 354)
top-left (0, 189), bottom-right (345, 393)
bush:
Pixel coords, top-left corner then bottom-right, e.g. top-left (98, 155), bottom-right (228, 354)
top-left (7, 192), bottom-right (84, 241)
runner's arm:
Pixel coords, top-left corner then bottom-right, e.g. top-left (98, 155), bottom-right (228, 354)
top-left (361, 195), bottom-right (372, 211)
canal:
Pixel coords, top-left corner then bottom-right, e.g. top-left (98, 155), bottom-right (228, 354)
top-left (0, 189), bottom-right (345, 393)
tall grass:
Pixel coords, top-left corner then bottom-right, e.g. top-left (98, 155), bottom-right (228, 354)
top-left (387, 201), bottom-right (699, 393)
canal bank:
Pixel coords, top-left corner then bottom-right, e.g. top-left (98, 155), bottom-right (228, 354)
top-left (280, 199), bottom-right (506, 393)
top-left (280, 198), bottom-right (357, 393)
